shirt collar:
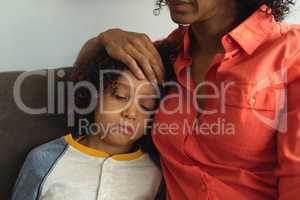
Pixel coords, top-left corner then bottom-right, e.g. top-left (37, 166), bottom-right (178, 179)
top-left (228, 4), bottom-right (277, 55)
top-left (174, 4), bottom-right (277, 91)
top-left (180, 4), bottom-right (277, 58)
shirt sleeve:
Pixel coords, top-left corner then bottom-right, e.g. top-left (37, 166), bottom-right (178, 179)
top-left (276, 48), bottom-right (300, 200)
top-left (11, 149), bottom-right (45, 200)
top-left (11, 138), bottom-right (68, 200)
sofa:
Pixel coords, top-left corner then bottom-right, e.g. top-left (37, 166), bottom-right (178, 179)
top-left (0, 67), bottom-right (73, 199)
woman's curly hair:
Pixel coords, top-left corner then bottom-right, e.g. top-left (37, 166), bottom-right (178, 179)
top-left (154, 0), bottom-right (296, 21)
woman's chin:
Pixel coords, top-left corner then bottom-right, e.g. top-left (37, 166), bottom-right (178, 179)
top-left (170, 13), bottom-right (195, 25)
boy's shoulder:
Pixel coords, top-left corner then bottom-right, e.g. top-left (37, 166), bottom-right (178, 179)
top-left (25, 136), bottom-right (68, 169)
top-left (11, 136), bottom-right (69, 200)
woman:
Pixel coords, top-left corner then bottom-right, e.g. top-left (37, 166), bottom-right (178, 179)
top-left (76, 0), bottom-right (300, 199)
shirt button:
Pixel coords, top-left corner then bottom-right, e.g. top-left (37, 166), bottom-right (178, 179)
top-left (260, 7), bottom-right (267, 12)
top-left (200, 183), bottom-right (207, 191)
top-left (248, 96), bottom-right (256, 106)
top-left (267, 9), bottom-right (272, 14)
top-left (260, 5), bottom-right (272, 14)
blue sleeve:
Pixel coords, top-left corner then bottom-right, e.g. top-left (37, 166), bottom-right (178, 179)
top-left (11, 137), bottom-right (68, 200)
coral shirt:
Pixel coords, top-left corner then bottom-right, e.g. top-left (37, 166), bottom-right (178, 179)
top-left (152, 4), bottom-right (300, 200)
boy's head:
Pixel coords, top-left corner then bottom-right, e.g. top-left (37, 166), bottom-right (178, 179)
top-left (69, 48), bottom-right (161, 147)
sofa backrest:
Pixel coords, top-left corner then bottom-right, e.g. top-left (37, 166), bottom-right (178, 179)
top-left (0, 67), bottom-right (72, 200)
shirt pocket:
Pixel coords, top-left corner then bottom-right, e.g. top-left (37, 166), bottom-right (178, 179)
top-left (204, 82), bottom-right (281, 155)
top-left (224, 82), bottom-right (277, 111)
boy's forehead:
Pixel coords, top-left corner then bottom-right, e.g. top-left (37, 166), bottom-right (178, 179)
top-left (117, 71), bottom-right (157, 93)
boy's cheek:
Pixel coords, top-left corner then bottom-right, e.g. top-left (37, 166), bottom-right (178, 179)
top-left (135, 125), bottom-right (148, 140)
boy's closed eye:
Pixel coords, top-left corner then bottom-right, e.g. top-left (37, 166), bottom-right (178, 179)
top-left (110, 80), bottom-right (158, 112)
top-left (139, 98), bottom-right (156, 112)
top-left (111, 83), bottom-right (130, 101)
top-left (112, 89), bottom-right (155, 112)
top-left (112, 89), bottom-right (130, 101)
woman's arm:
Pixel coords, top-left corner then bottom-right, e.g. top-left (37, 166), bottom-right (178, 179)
top-left (276, 49), bottom-right (300, 200)
top-left (75, 28), bottom-right (164, 83)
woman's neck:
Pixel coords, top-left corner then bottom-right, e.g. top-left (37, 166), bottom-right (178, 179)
top-left (79, 134), bottom-right (133, 155)
top-left (190, 1), bottom-right (239, 54)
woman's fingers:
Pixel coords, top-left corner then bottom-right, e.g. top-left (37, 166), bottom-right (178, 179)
top-left (106, 47), bottom-right (146, 80)
top-left (124, 44), bottom-right (157, 83)
top-left (98, 29), bottom-right (165, 83)
top-left (131, 34), bottom-right (165, 83)
top-left (140, 34), bottom-right (165, 82)
top-left (129, 40), bottom-right (164, 83)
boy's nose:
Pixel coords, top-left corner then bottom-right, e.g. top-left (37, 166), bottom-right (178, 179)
top-left (121, 103), bottom-right (137, 120)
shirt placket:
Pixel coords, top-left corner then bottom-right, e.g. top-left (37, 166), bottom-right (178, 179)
top-left (96, 157), bottom-right (112, 200)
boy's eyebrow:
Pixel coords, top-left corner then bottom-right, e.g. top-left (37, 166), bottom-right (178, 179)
top-left (115, 81), bottom-right (131, 89)
top-left (116, 81), bottom-right (158, 96)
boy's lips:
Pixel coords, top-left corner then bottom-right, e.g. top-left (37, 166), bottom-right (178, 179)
top-left (118, 124), bottom-right (135, 136)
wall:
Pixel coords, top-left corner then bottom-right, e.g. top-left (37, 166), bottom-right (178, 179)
top-left (0, 1), bottom-right (299, 72)
top-left (0, 0), bottom-right (176, 71)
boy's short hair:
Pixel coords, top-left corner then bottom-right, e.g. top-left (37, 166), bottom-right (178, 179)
top-left (69, 43), bottom-right (177, 137)
top-left (68, 43), bottom-right (177, 170)
top-left (69, 48), bottom-right (128, 136)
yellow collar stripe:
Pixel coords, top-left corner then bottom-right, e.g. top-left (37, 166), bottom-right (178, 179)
top-left (64, 134), bottom-right (109, 158)
top-left (64, 134), bottom-right (144, 161)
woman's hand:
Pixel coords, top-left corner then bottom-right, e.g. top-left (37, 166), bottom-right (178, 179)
top-left (76, 28), bottom-right (164, 83)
